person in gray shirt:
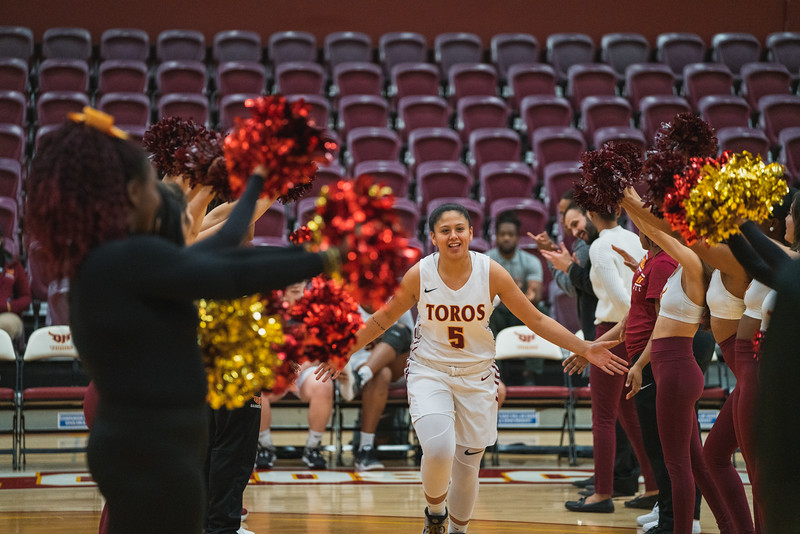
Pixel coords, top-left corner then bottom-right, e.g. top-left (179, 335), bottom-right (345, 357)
top-left (486, 211), bottom-right (544, 382)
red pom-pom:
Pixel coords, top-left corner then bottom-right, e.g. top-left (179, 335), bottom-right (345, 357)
top-left (313, 175), bottom-right (422, 310)
top-left (223, 95), bottom-right (337, 203)
top-left (752, 329), bottom-right (765, 360)
top-left (288, 277), bottom-right (363, 371)
top-left (574, 142), bottom-right (642, 214)
top-left (289, 225), bottom-right (313, 245)
top-left (661, 152), bottom-right (731, 245)
top-left (142, 117), bottom-right (199, 176)
top-left (270, 323), bottom-right (305, 394)
top-left (654, 112), bottom-right (718, 159)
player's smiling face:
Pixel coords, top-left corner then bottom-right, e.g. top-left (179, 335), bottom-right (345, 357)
top-left (431, 211), bottom-right (473, 257)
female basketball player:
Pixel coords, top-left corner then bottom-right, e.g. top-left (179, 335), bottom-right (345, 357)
top-left (25, 114), bottom-right (340, 534)
top-left (317, 203), bottom-right (625, 534)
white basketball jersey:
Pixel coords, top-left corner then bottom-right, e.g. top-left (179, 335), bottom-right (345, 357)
top-left (411, 251), bottom-right (495, 366)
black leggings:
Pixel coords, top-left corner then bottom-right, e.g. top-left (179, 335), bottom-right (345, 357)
top-left (88, 402), bottom-right (208, 534)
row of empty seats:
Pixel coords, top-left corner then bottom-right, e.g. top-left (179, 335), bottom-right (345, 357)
top-left (3, 27), bottom-right (799, 80)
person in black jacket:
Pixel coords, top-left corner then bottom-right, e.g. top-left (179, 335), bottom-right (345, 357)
top-left (25, 116), bottom-right (339, 534)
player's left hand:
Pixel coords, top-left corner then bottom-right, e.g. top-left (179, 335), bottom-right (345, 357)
top-left (314, 362), bottom-right (341, 382)
top-left (584, 340), bottom-right (628, 375)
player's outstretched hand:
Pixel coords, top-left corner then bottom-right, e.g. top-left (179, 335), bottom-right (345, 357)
top-left (584, 340), bottom-right (628, 375)
top-left (562, 354), bottom-right (589, 375)
top-left (314, 362), bottom-right (341, 382)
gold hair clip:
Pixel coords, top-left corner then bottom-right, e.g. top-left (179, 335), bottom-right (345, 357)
top-left (68, 106), bottom-right (129, 140)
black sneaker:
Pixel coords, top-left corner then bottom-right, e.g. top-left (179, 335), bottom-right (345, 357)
top-left (256, 445), bottom-right (276, 469)
top-left (354, 445), bottom-right (384, 471)
top-left (302, 446), bottom-right (327, 469)
top-left (422, 507), bottom-right (448, 534)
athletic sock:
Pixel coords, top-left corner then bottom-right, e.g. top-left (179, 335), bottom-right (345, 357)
top-left (258, 430), bottom-right (272, 448)
top-left (427, 502), bottom-right (446, 516)
top-left (357, 365), bottom-right (374, 385)
top-left (449, 522), bottom-right (468, 533)
top-left (359, 432), bottom-right (375, 450)
top-left (306, 430), bottom-right (324, 449)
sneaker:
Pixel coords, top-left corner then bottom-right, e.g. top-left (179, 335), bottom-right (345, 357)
top-left (337, 360), bottom-right (363, 401)
top-left (638, 503), bottom-right (659, 525)
top-left (302, 446), bottom-right (327, 469)
top-left (422, 507), bottom-right (448, 534)
top-left (644, 518), bottom-right (698, 533)
top-left (241, 507), bottom-right (249, 520)
top-left (237, 528), bottom-right (254, 534)
top-left (354, 445), bottom-right (384, 471)
top-left (256, 445), bottom-right (276, 469)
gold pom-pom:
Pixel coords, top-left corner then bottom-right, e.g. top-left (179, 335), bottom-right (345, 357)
top-left (198, 295), bottom-right (285, 409)
top-left (684, 152), bottom-right (788, 245)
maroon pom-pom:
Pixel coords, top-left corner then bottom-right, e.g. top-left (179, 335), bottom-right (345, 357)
top-left (653, 112), bottom-right (718, 159)
top-left (175, 127), bottom-right (232, 199)
top-left (641, 150), bottom-right (689, 216)
top-left (142, 117), bottom-right (199, 176)
top-left (573, 142), bottom-right (642, 214)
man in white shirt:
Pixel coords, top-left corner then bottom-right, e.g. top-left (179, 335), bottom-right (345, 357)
top-left (566, 209), bottom-right (651, 513)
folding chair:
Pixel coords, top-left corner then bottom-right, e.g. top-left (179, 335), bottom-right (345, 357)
top-left (18, 325), bottom-right (88, 468)
top-left (493, 325), bottom-right (578, 465)
top-left (0, 330), bottom-right (18, 469)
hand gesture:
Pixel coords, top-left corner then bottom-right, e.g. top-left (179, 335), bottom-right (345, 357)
top-left (540, 243), bottom-right (573, 273)
top-left (562, 354), bottom-right (588, 375)
top-left (583, 340), bottom-right (628, 375)
top-left (528, 231), bottom-right (556, 252)
top-left (611, 244), bottom-right (638, 272)
top-left (314, 362), bottom-right (342, 382)
top-left (625, 364), bottom-right (643, 399)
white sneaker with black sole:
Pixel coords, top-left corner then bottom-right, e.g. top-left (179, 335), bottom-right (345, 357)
top-left (643, 518), bottom-right (700, 533)
top-left (638, 503), bottom-right (659, 525)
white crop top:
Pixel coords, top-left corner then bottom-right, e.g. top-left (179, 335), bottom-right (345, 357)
top-left (658, 266), bottom-right (705, 324)
top-left (706, 269), bottom-right (745, 320)
top-left (743, 279), bottom-right (772, 321)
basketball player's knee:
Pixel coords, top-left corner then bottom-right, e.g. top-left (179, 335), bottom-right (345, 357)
top-left (420, 433), bottom-right (455, 465)
top-left (375, 367), bottom-right (392, 385)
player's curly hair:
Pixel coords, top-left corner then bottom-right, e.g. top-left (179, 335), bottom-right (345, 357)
top-left (25, 121), bottom-right (150, 281)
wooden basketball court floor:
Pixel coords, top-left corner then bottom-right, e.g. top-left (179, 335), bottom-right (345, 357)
top-left (0, 431), bottom-right (747, 533)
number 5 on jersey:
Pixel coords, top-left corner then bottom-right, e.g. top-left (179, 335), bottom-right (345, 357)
top-left (448, 326), bottom-right (464, 348)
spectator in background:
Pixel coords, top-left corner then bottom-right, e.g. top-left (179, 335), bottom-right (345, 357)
top-left (339, 309), bottom-right (414, 471)
top-left (539, 203), bottom-right (599, 341)
top-left (0, 229), bottom-right (31, 340)
top-left (486, 211), bottom-right (544, 384)
top-left (256, 281), bottom-right (334, 470)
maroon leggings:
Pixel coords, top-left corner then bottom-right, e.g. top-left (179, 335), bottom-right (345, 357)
top-left (84, 382), bottom-right (110, 534)
top-left (734, 338), bottom-right (763, 533)
top-left (651, 337), bottom-right (734, 534)
top-left (702, 335), bottom-right (754, 533)
top-left (590, 322), bottom-right (656, 495)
